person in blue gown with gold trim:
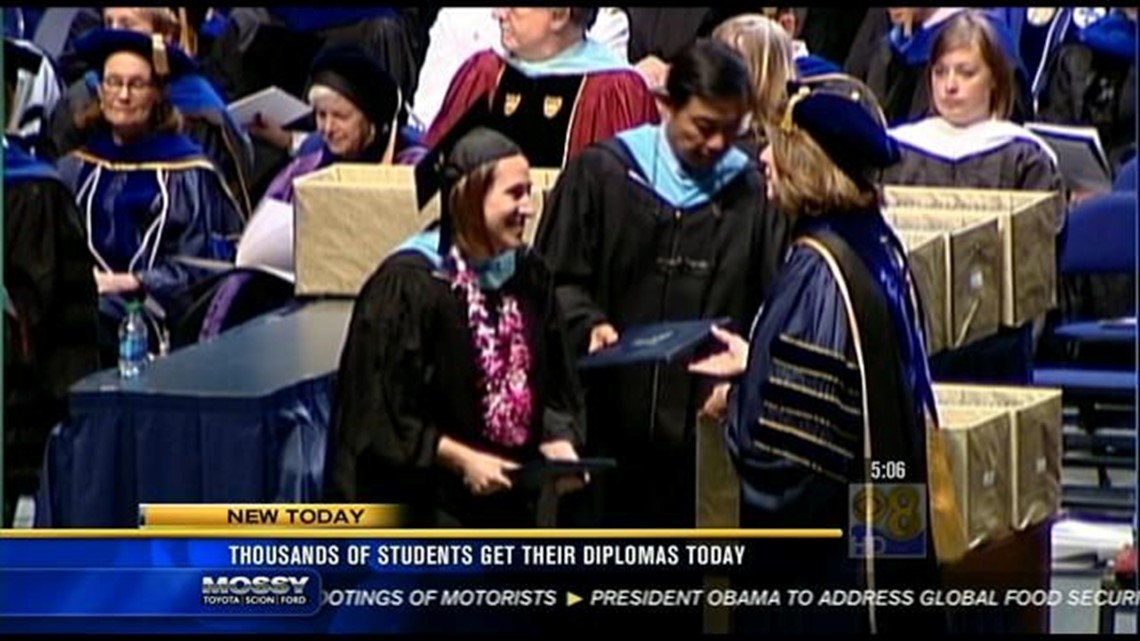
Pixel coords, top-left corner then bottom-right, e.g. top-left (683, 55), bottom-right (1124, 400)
top-left (690, 74), bottom-right (945, 634)
top-left (57, 28), bottom-right (244, 362)
top-left (47, 8), bottom-right (256, 218)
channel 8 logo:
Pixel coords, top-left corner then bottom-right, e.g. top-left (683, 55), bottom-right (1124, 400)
top-left (848, 483), bottom-right (927, 558)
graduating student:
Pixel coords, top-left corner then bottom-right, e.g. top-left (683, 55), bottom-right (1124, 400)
top-left (535, 39), bottom-right (788, 528)
top-left (3, 135), bottom-right (100, 528)
top-left (325, 107), bottom-right (587, 527)
top-left (422, 7), bottom-right (658, 169)
top-left (57, 28), bottom-right (245, 360)
top-left (689, 74), bottom-right (944, 634)
top-left (47, 8), bottom-right (255, 218)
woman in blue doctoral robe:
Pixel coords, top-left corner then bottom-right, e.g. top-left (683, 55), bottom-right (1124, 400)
top-left (57, 29), bottom-right (244, 361)
top-left (690, 75), bottom-right (945, 634)
top-left (46, 10), bottom-right (255, 218)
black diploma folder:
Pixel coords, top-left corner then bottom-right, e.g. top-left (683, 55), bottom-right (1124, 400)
top-left (576, 318), bottom-right (728, 370)
top-left (507, 458), bottom-right (617, 490)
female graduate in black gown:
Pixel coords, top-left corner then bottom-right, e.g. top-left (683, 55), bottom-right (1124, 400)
top-left (690, 75), bottom-right (945, 634)
top-left (325, 123), bottom-right (587, 528)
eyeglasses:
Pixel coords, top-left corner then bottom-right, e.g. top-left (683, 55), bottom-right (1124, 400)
top-left (102, 76), bottom-right (154, 94)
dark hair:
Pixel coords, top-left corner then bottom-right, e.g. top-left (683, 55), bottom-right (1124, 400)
top-left (665, 38), bottom-right (754, 109)
top-left (928, 10), bottom-right (1015, 120)
top-left (567, 7), bottom-right (599, 31)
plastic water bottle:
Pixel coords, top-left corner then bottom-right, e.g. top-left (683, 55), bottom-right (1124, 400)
top-left (118, 301), bottom-right (148, 379)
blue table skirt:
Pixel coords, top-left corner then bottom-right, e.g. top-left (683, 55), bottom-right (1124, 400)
top-left (35, 302), bottom-right (351, 527)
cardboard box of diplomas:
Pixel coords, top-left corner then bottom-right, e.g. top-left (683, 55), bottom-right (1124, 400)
top-left (936, 405), bottom-right (1013, 550)
top-left (891, 217), bottom-right (1002, 353)
top-left (293, 164), bottom-right (561, 297)
top-left (897, 231), bottom-right (949, 355)
top-left (934, 384), bottom-right (1063, 532)
top-left (884, 187), bottom-right (1062, 329)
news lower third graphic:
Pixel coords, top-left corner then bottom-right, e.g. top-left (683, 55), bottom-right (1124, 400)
top-left (848, 483), bottom-right (928, 558)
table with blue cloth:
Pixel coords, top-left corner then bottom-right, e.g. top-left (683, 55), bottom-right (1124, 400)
top-left (34, 301), bottom-right (353, 528)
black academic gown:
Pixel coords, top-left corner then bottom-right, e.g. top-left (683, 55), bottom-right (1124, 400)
top-left (325, 242), bottom-right (586, 528)
top-left (884, 117), bottom-right (1063, 192)
top-left (727, 211), bottom-right (943, 634)
top-left (535, 132), bottom-right (789, 528)
top-left (3, 140), bottom-right (100, 525)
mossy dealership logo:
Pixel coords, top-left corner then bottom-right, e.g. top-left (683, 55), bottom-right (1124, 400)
top-left (201, 574), bottom-right (314, 606)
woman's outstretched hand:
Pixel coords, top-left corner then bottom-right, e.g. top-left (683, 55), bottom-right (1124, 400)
top-left (688, 326), bottom-right (749, 379)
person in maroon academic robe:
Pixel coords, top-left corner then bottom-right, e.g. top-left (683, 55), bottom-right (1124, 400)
top-left (421, 7), bottom-right (658, 169)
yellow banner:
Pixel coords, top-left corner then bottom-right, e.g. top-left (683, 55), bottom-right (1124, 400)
top-left (138, 504), bottom-right (403, 528)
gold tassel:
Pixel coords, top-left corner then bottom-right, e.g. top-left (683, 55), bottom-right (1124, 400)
top-left (151, 34), bottom-right (170, 76)
top-left (176, 7), bottom-right (197, 58)
top-left (781, 86), bottom-right (811, 132)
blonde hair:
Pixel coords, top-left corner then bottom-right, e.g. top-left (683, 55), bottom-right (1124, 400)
top-left (107, 7), bottom-right (197, 56)
top-left (712, 14), bottom-right (797, 143)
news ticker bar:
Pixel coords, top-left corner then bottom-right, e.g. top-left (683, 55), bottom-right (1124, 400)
top-left (0, 528), bottom-right (844, 539)
top-left (6, 567), bottom-right (1140, 618)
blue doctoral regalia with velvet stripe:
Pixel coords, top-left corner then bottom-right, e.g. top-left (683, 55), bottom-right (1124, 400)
top-left (58, 130), bottom-right (245, 325)
top-left (726, 210), bottom-right (942, 634)
top-left (74, 69), bottom-right (256, 216)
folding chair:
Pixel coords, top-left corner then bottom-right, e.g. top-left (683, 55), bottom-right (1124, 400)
top-left (1032, 193), bottom-right (1137, 522)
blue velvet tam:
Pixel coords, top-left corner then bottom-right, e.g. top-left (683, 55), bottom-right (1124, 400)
top-left (74, 28), bottom-right (197, 80)
top-left (780, 74), bottom-right (901, 185)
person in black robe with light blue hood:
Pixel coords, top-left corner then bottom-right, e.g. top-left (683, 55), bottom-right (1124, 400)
top-left (690, 74), bottom-right (944, 634)
top-left (57, 28), bottom-right (244, 361)
top-left (536, 38), bottom-right (788, 528)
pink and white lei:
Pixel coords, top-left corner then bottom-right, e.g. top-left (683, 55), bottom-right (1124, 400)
top-left (450, 247), bottom-right (533, 447)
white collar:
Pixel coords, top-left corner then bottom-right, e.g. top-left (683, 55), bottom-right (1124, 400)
top-left (890, 117), bottom-right (1059, 165)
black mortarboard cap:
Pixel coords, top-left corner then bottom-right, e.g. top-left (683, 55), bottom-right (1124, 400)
top-left (413, 93), bottom-right (523, 253)
top-left (308, 45), bottom-right (400, 132)
top-left (780, 73), bottom-right (900, 186)
top-left (74, 28), bottom-right (197, 80)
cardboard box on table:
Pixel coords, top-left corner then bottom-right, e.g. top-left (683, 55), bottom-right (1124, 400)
top-left (898, 230), bottom-right (950, 355)
top-left (884, 187), bottom-right (1062, 329)
top-left (889, 213), bottom-right (1003, 352)
top-left (293, 163), bottom-right (561, 297)
top-left (934, 383), bottom-right (1063, 532)
top-left (936, 405), bottom-right (1014, 550)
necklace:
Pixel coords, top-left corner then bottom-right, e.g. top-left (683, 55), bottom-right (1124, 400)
top-left (450, 247), bottom-right (533, 447)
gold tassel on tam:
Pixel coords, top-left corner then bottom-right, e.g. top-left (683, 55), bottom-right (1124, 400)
top-left (151, 34), bottom-right (170, 77)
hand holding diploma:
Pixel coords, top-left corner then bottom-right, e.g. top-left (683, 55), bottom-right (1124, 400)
top-left (687, 326), bottom-right (749, 378)
top-left (539, 439), bottom-right (589, 496)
